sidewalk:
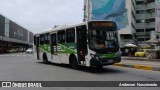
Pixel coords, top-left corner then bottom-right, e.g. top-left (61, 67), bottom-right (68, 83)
top-left (113, 56), bottom-right (160, 72)
top-left (122, 56), bottom-right (160, 61)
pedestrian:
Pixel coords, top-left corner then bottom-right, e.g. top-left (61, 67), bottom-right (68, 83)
top-left (125, 49), bottom-right (129, 56)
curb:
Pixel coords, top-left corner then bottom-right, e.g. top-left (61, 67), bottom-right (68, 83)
top-left (122, 57), bottom-right (160, 61)
top-left (113, 63), bottom-right (160, 72)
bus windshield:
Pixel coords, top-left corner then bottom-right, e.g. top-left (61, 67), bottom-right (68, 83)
top-left (89, 29), bottom-right (119, 53)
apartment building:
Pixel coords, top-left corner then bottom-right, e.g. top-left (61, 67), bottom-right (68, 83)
top-left (135, 0), bottom-right (156, 44)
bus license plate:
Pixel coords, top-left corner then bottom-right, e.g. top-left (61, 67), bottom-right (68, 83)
top-left (108, 59), bottom-right (113, 63)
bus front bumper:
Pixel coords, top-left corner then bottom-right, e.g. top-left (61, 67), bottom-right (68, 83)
top-left (90, 57), bottom-right (121, 67)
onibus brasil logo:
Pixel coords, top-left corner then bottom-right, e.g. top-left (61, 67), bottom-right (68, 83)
top-left (2, 82), bottom-right (42, 87)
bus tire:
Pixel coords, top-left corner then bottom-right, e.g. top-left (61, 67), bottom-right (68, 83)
top-left (96, 65), bottom-right (103, 69)
top-left (69, 55), bottom-right (79, 69)
top-left (43, 53), bottom-right (49, 64)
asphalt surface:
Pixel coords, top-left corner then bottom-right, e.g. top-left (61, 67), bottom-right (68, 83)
top-left (0, 53), bottom-right (160, 90)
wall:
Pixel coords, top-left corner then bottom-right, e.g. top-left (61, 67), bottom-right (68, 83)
top-left (91, 0), bottom-right (131, 32)
top-left (9, 21), bottom-right (28, 42)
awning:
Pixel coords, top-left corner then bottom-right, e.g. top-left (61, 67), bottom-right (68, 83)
top-left (124, 44), bottom-right (138, 47)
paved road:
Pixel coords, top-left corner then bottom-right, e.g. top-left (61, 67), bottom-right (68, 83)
top-left (0, 53), bottom-right (160, 90)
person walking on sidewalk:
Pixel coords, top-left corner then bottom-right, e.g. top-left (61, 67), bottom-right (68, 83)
top-left (125, 49), bottom-right (129, 56)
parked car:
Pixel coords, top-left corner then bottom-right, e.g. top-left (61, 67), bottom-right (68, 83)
top-left (7, 49), bottom-right (14, 53)
top-left (134, 49), bottom-right (147, 57)
top-left (26, 48), bottom-right (33, 54)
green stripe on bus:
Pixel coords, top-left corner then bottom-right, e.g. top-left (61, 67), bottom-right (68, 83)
top-left (39, 43), bottom-right (77, 54)
top-left (40, 44), bottom-right (51, 53)
top-left (58, 43), bottom-right (77, 54)
top-left (97, 53), bottom-right (116, 59)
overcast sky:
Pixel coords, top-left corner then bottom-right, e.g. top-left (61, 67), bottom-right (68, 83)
top-left (0, 0), bottom-right (84, 33)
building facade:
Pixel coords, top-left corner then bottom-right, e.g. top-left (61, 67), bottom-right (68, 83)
top-left (0, 14), bottom-right (34, 53)
top-left (84, 0), bottom-right (158, 48)
top-left (136, 0), bottom-right (156, 44)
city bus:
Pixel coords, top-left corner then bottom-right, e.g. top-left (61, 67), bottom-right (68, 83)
top-left (34, 21), bottom-right (121, 69)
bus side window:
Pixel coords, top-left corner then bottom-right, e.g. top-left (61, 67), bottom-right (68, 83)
top-left (34, 36), bottom-right (37, 45)
top-left (40, 35), bottom-right (45, 45)
top-left (45, 33), bottom-right (50, 44)
top-left (58, 30), bottom-right (65, 43)
top-left (52, 35), bottom-right (56, 45)
top-left (66, 28), bottom-right (75, 43)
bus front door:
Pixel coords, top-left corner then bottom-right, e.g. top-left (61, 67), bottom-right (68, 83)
top-left (76, 25), bottom-right (88, 64)
top-left (51, 33), bottom-right (58, 62)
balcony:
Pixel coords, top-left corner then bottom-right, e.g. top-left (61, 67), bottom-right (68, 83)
top-left (136, 13), bottom-right (156, 19)
top-left (146, 2), bottom-right (155, 9)
top-left (136, 22), bottom-right (155, 29)
top-left (136, 5), bottom-right (145, 10)
top-left (136, 32), bottom-right (150, 35)
top-left (136, 2), bottom-right (155, 10)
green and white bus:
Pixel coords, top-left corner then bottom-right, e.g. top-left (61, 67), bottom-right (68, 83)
top-left (34, 21), bottom-right (121, 69)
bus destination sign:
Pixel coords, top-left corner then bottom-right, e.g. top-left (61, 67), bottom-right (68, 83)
top-left (89, 21), bottom-right (117, 30)
top-left (92, 22), bottom-right (113, 27)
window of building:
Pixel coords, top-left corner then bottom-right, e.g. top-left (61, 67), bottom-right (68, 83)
top-left (136, 0), bottom-right (155, 5)
top-left (146, 0), bottom-right (155, 3)
top-left (138, 38), bottom-right (145, 41)
top-left (136, 29), bottom-right (145, 32)
top-left (136, 19), bottom-right (145, 23)
top-left (147, 9), bottom-right (155, 13)
top-left (146, 28), bottom-right (155, 32)
top-left (136, 1), bottom-right (145, 5)
top-left (120, 34), bottom-right (133, 39)
top-left (146, 18), bottom-right (155, 23)
top-left (66, 28), bottom-right (75, 43)
top-left (136, 10), bottom-right (145, 14)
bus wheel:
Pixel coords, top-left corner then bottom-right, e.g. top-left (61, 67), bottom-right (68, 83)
top-left (70, 56), bottom-right (79, 69)
top-left (43, 53), bottom-right (49, 64)
top-left (96, 65), bottom-right (103, 69)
